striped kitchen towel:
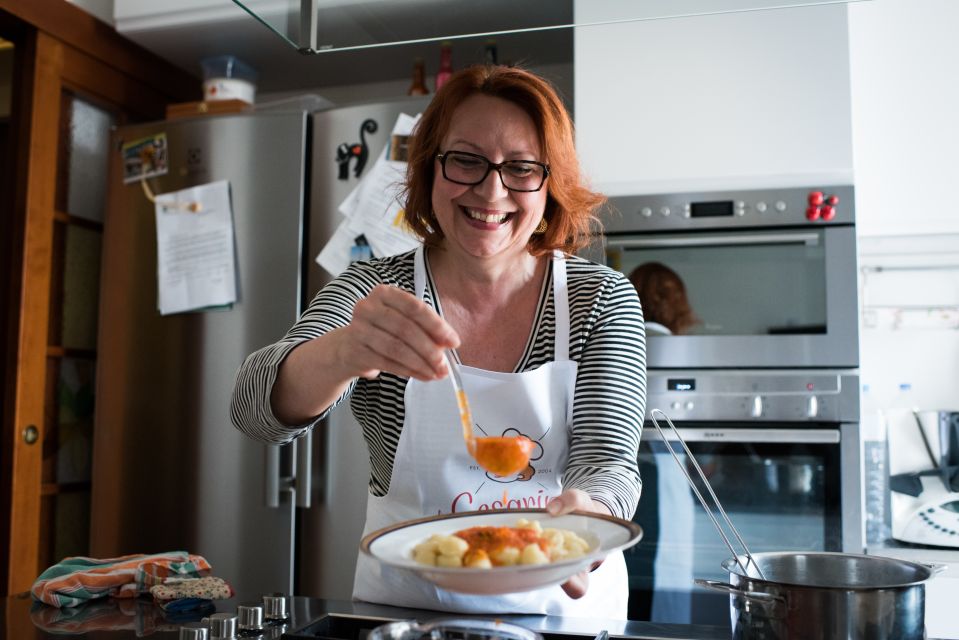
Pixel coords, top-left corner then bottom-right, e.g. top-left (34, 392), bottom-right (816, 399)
top-left (31, 551), bottom-right (212, 608)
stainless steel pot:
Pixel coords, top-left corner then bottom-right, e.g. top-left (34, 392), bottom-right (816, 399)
top-left (697, 551), bottom-right (943, 640)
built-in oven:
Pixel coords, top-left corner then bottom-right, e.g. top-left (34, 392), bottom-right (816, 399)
top-left (598, 186), bottom-right (858, 368)
top-left (628, 370), bottom-right (861, 625)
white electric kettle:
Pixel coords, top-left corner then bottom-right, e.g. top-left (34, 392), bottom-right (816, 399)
top-left (889, 410), bottom-right (959, 547)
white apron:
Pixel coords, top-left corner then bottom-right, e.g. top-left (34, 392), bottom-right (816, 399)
top-left (352, 247), bottom-right (628, 618)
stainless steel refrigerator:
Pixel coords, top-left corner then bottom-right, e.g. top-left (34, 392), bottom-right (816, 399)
top-left (91, 96), bottom-right (429, 602)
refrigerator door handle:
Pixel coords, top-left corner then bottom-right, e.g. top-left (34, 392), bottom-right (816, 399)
top-left (265, 444), bottom-right (282, 508)
top-left (294, 431), bottom-right (313, 508)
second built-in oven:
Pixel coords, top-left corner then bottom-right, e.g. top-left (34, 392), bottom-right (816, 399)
top-left (599, 185), bottom-right (858, 369)
top-left (629, 369), bottom-right (862, 625)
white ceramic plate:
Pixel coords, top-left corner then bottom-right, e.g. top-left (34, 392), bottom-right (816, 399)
top-left (360, 508), bottom-right (643, 595)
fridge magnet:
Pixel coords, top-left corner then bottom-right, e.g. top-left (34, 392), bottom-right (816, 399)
top-left (335, 118), bottom-right (378, 180)
top-left (122, 133), bottom-right (169, 184)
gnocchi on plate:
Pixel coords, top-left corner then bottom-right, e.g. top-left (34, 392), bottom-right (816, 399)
top-left (411, 518), bottom-right (592, 569)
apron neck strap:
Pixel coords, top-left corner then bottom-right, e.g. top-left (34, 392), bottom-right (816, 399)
top-left (413, 246), bottom-right (570, 362)
top-left (552, 250), bottom-right (570, 362)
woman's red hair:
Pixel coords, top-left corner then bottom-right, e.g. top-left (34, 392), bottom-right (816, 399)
top-left (403, 65), bottom-right (605, 256)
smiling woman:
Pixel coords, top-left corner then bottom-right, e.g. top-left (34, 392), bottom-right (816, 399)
top-left (231, 64), bottom-right (647, 618)
top-left (402, 65), bottom-right (603, 258)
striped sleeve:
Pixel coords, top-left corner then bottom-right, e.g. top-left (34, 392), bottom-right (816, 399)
top-left (229, 256), bottom-right (404, 445)
top-left (561, 261), bottom-right (647, 520)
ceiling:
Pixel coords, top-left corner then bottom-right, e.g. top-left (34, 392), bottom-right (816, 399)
top-left (115, 0), bottom-right (574, 94)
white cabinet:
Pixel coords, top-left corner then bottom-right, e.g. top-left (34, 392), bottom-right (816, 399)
top-left (574, 2), bottom-right (854, 194)
top-left (848, 0), bottom-right (959, 237)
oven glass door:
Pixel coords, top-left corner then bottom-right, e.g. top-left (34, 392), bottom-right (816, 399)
top-left (605, 226), bottom-right (858, 367)
top-left (627, 424), bottom-right (842, 625)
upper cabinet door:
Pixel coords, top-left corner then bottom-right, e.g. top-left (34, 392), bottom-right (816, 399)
top-left (574, 2), bottom-right (854, 194)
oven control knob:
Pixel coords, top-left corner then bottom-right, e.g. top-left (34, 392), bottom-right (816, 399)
top-left (671, 401), bottom-right (681, 411)
top-left (805, 206), bottom-right (821, 221)
top-left (820, 204), bottom-right (836, 221)
top-left (826, 194), bottom-right (839, 206)
top-left (640, 207), bottom-right (652, 217)
top-left (684, 401), bottom-right (694, 411)
top-left (660, 206), bottom-right (671, 217)
top-left (262, 594), bottom-right (289, 621)
top-left (775, 200), bottom-right (787, 212)
top-left (237, 605), bottom-right (264, 631)
top-left (808, 191), bottom-right (825, 206)
top-left (750, 396), bottom-right (763, 418)
top-left (756, 201), bottom-right (767, 213)
top-left (806, 396), bottom-right (819, 418)
top-left (207, 613), bottom-right (237, 640)
top-left (179, 627), bottom-right (208, 640)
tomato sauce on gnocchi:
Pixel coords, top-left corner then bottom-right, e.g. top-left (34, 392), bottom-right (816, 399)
top-left (411, 518), bottom-right (591, 569)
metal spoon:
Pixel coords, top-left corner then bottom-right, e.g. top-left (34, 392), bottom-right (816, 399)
top-left (444, 349), bottom-right (533, 476)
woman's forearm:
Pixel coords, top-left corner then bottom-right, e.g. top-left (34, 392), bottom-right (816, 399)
top-left (270, 328), bottom-right (358, 425)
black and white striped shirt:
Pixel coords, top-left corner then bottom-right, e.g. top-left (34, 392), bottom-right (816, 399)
top-left (231, 250), bottom-right (647, 520)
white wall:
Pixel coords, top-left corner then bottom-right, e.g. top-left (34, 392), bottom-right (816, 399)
top-left (851, 0), bottom-right (959, 415)
top-left (848, 0), bottom-right (959, 237)
top-left (574, 2), bottom-right (853, 195)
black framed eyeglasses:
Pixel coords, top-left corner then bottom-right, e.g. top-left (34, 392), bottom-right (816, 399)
top-left (436, 150), bottom-right (550, 193)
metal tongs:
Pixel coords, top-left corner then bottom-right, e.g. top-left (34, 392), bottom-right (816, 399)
top-left (649, 408), bottom-right (767, 580)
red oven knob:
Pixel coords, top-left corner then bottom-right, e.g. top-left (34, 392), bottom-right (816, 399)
top-left (826, 194), bottom-right (839, 206)
top-left (808, 191), bottom-right (825, 206)
top-left (820, 204), bottom-right (836, 220)
top-left (806, 205), bottom-right (821, 221)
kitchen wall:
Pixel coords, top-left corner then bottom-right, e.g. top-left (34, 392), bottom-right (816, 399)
top-left (847, 0), bottom-right (959, 418)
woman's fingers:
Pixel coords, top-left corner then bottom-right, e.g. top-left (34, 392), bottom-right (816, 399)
top-left (549, 488), bottom-right (609, 592)
top-left (348, 285), bottom-right (459, 380)
top-left (546, 488), bottom-right (598, 516)
top-left (561, 570), bottom-right (588, 599)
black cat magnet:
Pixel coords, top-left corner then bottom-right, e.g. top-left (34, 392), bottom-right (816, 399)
top-left (336, 118), bottom-right (378, 180)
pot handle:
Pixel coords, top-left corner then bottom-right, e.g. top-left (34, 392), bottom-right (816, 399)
top-left (695, 579), bottom-right (784, 605)
top-left (920, 562), bottom-right (948, 576)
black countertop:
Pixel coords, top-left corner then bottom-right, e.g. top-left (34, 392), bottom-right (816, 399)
top-left (6, 594), bottom-right (730, 640)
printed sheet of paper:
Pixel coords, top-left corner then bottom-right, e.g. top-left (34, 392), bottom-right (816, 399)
top-left (154, 180), bottom-right (237, 315)
top-left (317, 112), bottom-right (423, 277)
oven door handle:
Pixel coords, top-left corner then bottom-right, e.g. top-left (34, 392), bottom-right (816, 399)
top-left (607, 232), bottom-right (820, 249)
top-left (645, 428), bottom-right (840, 444)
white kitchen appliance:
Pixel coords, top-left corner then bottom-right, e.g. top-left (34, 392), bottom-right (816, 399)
top-left (889, 410), bottom-right (959, 548)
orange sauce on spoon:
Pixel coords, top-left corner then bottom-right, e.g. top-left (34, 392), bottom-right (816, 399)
top-left (453, 373), bottom-right (533, 476)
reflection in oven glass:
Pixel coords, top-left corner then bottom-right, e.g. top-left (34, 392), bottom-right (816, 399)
top-left (612, 235), bottom-right (828, 337)
top-left (626, 440), bottom-right (841, 625)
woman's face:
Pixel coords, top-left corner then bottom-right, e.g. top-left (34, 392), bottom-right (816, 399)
top-left (432, 94), bottom-right (548, 264)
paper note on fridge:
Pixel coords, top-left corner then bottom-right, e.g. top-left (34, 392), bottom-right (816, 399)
top-left (318, 112), bottom-right (422, 277)
top-left (154, 180), bottom-right (237, 315)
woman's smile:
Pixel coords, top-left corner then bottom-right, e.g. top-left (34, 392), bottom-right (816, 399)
top-left (461, 206), bottom-right (515, 227)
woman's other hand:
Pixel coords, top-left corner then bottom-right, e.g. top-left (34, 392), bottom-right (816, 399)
top-left (547, 488), bottom-right (610, 599)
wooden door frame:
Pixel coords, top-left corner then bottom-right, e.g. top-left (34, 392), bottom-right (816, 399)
top-left (2, 27), bottom-right (62, 599)
top-left (0, 1), bottom-right (195, 596)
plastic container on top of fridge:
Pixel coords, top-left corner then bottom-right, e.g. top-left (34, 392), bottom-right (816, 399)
top-left (201, 56), bottom-right (258, 104)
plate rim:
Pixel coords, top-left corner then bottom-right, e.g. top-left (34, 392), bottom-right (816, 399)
top-left (359, 507), bottom-right (643, 575)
